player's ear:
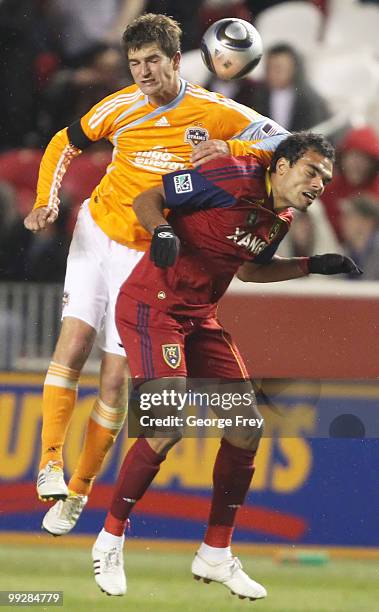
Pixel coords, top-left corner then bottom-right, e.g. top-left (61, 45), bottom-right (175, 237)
top-left (172, 51), bottom-right (181, 71)
top-left (276, 157), bottom-right (290, 176)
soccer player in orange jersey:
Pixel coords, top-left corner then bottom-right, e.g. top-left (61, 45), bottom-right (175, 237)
top-left (24, 13), bottom-right (288, 536)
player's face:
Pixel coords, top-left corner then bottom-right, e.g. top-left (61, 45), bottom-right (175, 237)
top-left (276, 149), bottom-right (333, 211)
top-left (128, 44), bottom-right (181, 104)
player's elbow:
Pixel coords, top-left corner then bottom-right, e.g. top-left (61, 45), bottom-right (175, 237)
top-left (132, 192), bottom-right (151, 227)
top-left (132, 190), bottom-right (147, 211)
top-left (133, 186), bottom-right (165, 213)
top-left (236, 263), bottom-right (261, 283)
top-left (236, 268), bottom-right (250, 282)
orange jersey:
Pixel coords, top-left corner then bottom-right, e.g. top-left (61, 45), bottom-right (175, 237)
top-left (34, 79), bottom-right (288, 249)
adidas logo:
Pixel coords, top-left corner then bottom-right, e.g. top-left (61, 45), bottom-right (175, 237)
top-left (154, 116), bottom-right (170, 127)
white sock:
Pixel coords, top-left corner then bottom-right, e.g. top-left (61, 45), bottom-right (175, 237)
top-left (95, 528), bottom-right (124, 551)
top-left (198, 542), bottom-right (232, 562)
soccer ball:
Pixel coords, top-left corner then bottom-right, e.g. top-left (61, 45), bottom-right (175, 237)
top-left (201, 18), bottom-right (263, 81)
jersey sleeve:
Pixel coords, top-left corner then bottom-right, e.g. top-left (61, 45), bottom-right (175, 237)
top-left (254, 210), bottom-right (293, 264)
top-left (32, 88), bottom-right (137, 212)
top-left (33, 128), bottom-right (81, 211)
top-left (205, 91), bottom-right (289, 167)
top-left (228, 117), bottom-right (290, 167)
top-left (162, 167), bottom-right (236, 210)
top-left (253, 241), bottom-right (281, 264)
top-left (80, 88), bottom-right (137, 142)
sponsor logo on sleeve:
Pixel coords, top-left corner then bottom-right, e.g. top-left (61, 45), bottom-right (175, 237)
top-left (269, 220), bottom-right (281, 241)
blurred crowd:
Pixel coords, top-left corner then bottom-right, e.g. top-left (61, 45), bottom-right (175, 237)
top-left (1, 0), bottom-right (379, 282)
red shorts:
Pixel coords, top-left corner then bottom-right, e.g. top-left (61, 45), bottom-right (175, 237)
top-left (116, 294), bottom-right (249, 380)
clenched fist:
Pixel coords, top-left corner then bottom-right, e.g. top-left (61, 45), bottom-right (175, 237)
top-left (308, 254), bottom-right (362, 276)
top-left (24, 206), bottom-right (58, 232)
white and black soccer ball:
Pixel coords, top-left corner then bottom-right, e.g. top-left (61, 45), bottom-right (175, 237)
top-left (201, 18), bottom-right (263, 81)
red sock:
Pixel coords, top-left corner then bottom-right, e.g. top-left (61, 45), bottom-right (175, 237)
top-left (104, 437), bottom-right (166, 536)
top-left (204, 438), bottom-right (256, 548)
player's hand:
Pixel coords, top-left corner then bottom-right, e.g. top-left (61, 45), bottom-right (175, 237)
top-left (308, 254), bottom-right (363, 276)
top-left (24, 206), bottom-right (58, 232)
top-left (150, 224), bottom-right (180, 268)
top-left (190, 139), bottom-right (229, 167)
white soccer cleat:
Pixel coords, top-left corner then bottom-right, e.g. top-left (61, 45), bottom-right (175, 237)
top-left (191, 553), bottom-right (267, 601)
top-left (42, 492), bottom-right (88, 536)
top-left (37, 460), bottom-right (69, 501)
top-left (92, 538), bottom-right (127, 596)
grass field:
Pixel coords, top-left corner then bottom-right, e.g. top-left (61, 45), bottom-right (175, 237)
top-left (1, 544), bottom-right (379, 612)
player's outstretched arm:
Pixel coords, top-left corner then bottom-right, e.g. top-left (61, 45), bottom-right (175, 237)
top-left (237, 254), bottom-right (362, 283)
top-left (24, 111), bottom-right (104, 233)
top-left (23, 125), bottom-right (84, 232)
top-left (237, 257), bottom-right (307, 283)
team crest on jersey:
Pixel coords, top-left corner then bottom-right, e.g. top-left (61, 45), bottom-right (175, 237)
top-left (269, 220), bottom-right (281, 241)
top-left (174, 173), bottom-right (193, 194)
top-left (162, 344), bottom-right (181, 369)
top-left (184, 126), bottom-right (209, 147)
top-left (246, 210), bottom-right (258, 226)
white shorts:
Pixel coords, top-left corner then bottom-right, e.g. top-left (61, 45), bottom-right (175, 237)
top-left (63, 200), bottom-right (144, 355)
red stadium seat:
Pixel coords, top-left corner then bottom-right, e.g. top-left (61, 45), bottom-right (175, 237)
top-left (0, 149), bottom-right (43, 215)
top-left (0, 148), bottom-right (111, 229)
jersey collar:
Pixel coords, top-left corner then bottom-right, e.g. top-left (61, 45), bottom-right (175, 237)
top-left (144, 78), bottom-right (187, 109)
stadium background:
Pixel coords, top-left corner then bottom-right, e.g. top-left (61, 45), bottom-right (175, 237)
top-left (1, 279), bottom-right (379, 550)
top-left (1, 1), bottom-right (379, 609)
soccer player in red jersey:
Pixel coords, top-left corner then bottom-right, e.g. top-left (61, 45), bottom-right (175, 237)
top-left (92, 132), bottom-right (361, 598)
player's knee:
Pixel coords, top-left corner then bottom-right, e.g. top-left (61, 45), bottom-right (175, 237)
top-left (100, 357), bottom-right (129, 406)
top-left (225, 421), bottom-right (264, 451)
top-left (247, 421), bottom-right (264, 450)
top-left (53, 341), bottom-right (92, 371)
top-left (148, 433), bottom-right (182, 455)
top-left (101, 372), bottom-right (127, 405)
top-left (54, 318), bottom-right (96, 369)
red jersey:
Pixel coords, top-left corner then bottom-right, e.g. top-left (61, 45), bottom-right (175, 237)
top-left (121, 155), bottom-right (293, 317)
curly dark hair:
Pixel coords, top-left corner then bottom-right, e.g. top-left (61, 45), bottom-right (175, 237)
top-left (270, 132), bottom-right (335, 172)
top-left (122, 13), bottom-right (182, 59)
